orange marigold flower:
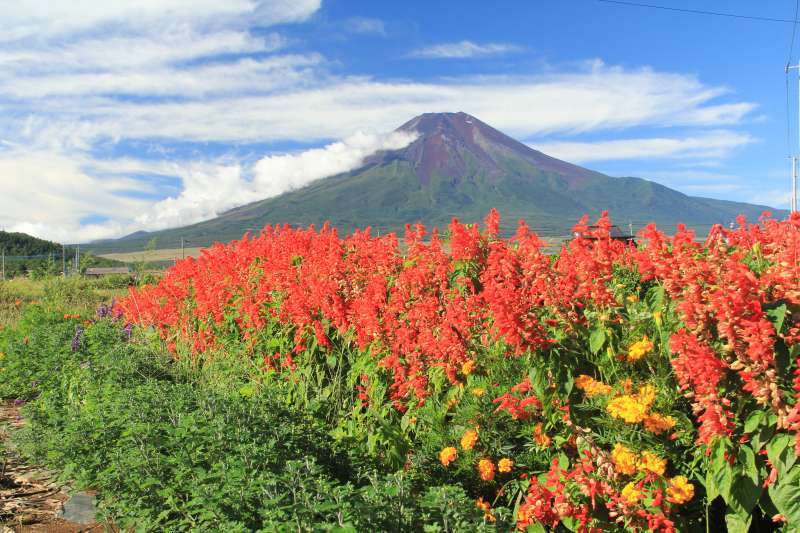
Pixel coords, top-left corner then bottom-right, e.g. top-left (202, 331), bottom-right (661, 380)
top-left (533, 422), bottom-right (552, 447)
top-left (498, 458), bottom-right (514, 473)
top-left (461, 360), bottom-right (476, 375)
top-left (476, 497), bottom-right (491, 512)
top-left (461, 428), bottom-right (479, 451)
top-left (666, 476), bottom-right (694, 504)
top-left (476, 497), bottom-right (496, 523)
top-left (439, 447), bottom-right (457, 467)
top-left (611, 443), bottom-right (638, 475)
top-left (643, 413), bottom-right (677, 435)
top-left (478, 458), bottom-right (495, 481)
top-left (638, 451), bottom-right (667, 476)
top-left (575, 374), bottom-right (613, 397)
top-left (607, 394), bottom-right (648, 424)
top-left (621, 482), bottom-right (643, 505)
top-left (626, 336), bottom-right (654, 362)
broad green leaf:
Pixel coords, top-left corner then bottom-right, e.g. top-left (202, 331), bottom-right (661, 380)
top-left (725, 510), bottom-right (752, 533)
top-left (743, 411), bottom-right (764, 434)
top-left (728, 473), bottom-right (762, 515)
top-left (767, 433), bottom-right (796, 476)
top-left (768, 467), bottom-right (800, 525)
top-left (588, 326), bottom-right (605, 354)
top-left (765, 303), bottom-right (787, 333)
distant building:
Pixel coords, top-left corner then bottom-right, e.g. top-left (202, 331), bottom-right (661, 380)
top-left (84, 267), bottom-right (132, 277)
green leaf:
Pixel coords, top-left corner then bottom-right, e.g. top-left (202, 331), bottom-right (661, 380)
top-left (728, 472), bottom-right (762, 515)
top-left (767, 434), bottom-right (796, 476)
top-left (588, 326), bottom-right (605, 354)
top-left (765, 303), bottom-right (787, 333)
top-left (743, 411), bottom-right (764, 434)
top-left (525, 523), bottom-right (547, 533)
top-left (768, 466), bottom-right (800, 524)
top-left (725, 510), bottom-right (752, 533)
top-left (645, 285), bottom-right (665, 311)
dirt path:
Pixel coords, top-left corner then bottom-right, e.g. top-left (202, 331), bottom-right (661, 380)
top-left (0, 402), bottom-right (105, 533)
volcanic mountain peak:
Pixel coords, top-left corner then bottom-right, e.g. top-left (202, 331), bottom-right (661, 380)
top-left (88, 111), bottom-right (786, 254)
top-left (393, 111), bottom-right (601, 186)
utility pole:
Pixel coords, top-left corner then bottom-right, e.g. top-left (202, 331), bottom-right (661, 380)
top-left (786, 62), bottom-right (800, 213)
top-left (181, 237), bottom-right (185, 260)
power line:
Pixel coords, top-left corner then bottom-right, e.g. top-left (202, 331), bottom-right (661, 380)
top-left (788, 0), bottom-right (800, 63)
top-left (598, 0), bottom-right (800, 24)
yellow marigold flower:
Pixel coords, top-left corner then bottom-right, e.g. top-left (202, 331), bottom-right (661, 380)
top-left (533, 422), bottom-right (552, 447)
top-left (611, 443), bottom-right (638, 475)
top-left (607, 395), bottom-right (648, 424)
top-left (666, 476), bottom-right (695, 504)
top-left (498, 458), bottom-right (514, 473)
top-left (626, 336), bottom-right (654, 362)
top-left (638, 451), bottom-right (667, 476)
top-left (636, 384), bottom-right (656, 409)
top-left (439, 447), bottom-right (457, 467)
top-left (461, 360), bottom-right (476, 375)
top-left (643, 413), bottom-right (677, 435)
top-left (478, 458), bottom-right (495, 481)
top-left (575, 374), bottom-right (613, 398)
top-left (621, 482), bottom-right (643, 506)
top-left (460, 428), bottom-right (479, 451)
top-left (626, 294), bottom-right (639, 303)
top-left (471, 387), bottom-right (485, 397)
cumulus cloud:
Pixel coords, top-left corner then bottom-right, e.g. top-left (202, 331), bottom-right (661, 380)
top-left (533, 130), bottom-right (755, 163)
top-left (133, 130), bottom-right (416, 232)
top-left (412, 40), bottom-right (522, 59)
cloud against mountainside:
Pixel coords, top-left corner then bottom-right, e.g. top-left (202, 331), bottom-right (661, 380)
top-left (0, 0), bottom-right (763, 242)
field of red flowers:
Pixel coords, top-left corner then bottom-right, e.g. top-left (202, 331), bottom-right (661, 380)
top-left (121, 210), bottom-right (800, 532)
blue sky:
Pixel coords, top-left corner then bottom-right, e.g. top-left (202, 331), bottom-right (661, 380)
top-left (0, 0), bottom-right (797, 242)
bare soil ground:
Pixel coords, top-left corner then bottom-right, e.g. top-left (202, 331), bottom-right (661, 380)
top-left (0, 402), bottom-right (106, 533)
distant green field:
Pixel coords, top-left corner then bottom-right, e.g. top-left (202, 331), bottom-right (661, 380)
top-left (98, 247), bottom-right (205, 263)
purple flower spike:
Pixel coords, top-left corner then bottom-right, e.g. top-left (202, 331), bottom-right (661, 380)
top-left (122, 323), bottom-right (133, 341)
top-left (71, 326), bottom-right (84, 352)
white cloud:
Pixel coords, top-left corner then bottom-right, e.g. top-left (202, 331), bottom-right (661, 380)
top-left (0, 131), bottom-right (416, 241)
top-left (533, 130), bottom-right (755, 163)
top-left (343, 17), bottom-right (386, 35)
top-left (0, 150), bottom-right (150, 242)
top-left (5, 66), bottom-right (756, 151)
top-left (0, 0), bottom-right (321, 42)
top-left (750, 189), bottom-right (792, 209)
top-left (412, 40), bottom-right (522, 59)
top-left (133, 130), bottom-right (416, 232)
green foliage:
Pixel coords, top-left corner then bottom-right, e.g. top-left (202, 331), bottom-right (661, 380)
top-left (1, 307), bottom-right (504, 531)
